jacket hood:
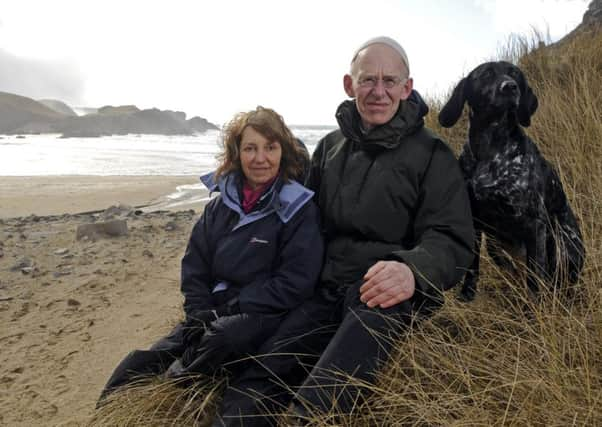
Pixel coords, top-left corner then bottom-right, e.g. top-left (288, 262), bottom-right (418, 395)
top-left (200, 171), bottom-right (314, 225)
top-left (336, 89), bottom-right (429, 152)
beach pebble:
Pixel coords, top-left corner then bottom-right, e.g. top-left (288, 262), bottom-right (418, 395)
top-left (27, 214), bottom-right (40, 222)
top-left (175, 209), bottom-right (195, 219)
top-left (67, 298), bottom-right (80, 307)
top-left (10, 257), bottom-right (33, 272)
top-left (164, 221), bottom-right (178, 231)
top-left (21, 267), bottom-right (35, 275)
top-left (53, 271), bottom-right (72, 278)
top-left (54, 248), bottom-right (70, 256)
top-left (142, 249), bottom-right (154, 258)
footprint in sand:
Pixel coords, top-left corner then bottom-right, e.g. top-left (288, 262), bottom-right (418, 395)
top-left (53, 374), bottom-right (71, 395)
top-left (31, 399), bottom-right (59, 419)
top-left (11, 301), bottom-right (32, 320)
top-left (0, 332), bottom-right (24, 345)
top-left (44, 299), bottom-right (64, 310)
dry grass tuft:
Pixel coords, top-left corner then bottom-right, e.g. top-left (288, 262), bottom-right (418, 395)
top-left (89, 376), bottom-right (224, 427)
top-left (90, 31), bottom-right (602, 426)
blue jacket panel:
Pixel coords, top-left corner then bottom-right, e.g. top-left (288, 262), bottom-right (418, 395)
top-left (181, 173), bottom-right (324, 317)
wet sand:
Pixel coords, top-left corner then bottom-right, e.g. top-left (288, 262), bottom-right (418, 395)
top-left (0, 175), bottom-right (206, 218)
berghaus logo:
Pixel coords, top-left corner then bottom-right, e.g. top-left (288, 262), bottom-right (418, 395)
top-left (250, 237), bottom-right (269, 244)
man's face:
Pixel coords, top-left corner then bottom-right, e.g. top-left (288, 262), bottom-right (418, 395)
top-left (344, 44), bottom-right (413, 129)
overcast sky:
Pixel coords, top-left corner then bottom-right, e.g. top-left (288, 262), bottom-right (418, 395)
top-left (0, 0), bottom-right (589, 126)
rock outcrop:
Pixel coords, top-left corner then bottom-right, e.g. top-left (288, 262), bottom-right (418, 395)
top-left (57, 106), bottom-right (218, 138)
top-left (97, 105), bottom-right (140, 115)
top-left (75, 219), bottom-right (129, 241)
top-left (0, 92), bottom-right (65, 133)
top-left (557, 0), bottom-right (602, 43)
top-left (188, 116), bottom-right (219, 133)
top-left (0, 91), bottom-right (218, 137)
top-left (582, 0), bottom-right (602, 28)
top-left (37, 99), bottom-right (77, 116)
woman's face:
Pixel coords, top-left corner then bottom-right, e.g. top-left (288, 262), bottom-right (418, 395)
top-left (239, 126), bottom-right (282, 189)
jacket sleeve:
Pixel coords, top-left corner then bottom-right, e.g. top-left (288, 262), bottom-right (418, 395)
top-left (237, 201), bottom-right (324, 314)
top-left (180, 199), bottom-right (216, 318)
top-left (387, 141), bottom-right (475, 304)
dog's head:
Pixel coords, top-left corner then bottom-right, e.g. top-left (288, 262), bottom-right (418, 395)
top-left (439, 61), bottom-right (538, 128)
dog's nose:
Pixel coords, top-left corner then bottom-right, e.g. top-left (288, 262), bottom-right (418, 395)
top-left (500, 80), bottom-right (519, 94)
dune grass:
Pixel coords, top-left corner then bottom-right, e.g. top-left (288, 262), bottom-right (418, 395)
top-left (91, 376), bottom-right (225, 427)
top-left (89, 30), bottom-right (602, 426)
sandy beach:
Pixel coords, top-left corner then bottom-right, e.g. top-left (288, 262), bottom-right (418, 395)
top-left (0, 175), bottom-right (207, 218)
top-left (0, 176), bottom-right (211, 426)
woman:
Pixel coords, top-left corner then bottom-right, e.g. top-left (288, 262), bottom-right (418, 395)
top-left (98, 106), bottom-right (323, 402)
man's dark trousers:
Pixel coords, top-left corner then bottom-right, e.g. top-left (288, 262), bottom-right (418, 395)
top-left (215, 280), bottom-right (415, 426)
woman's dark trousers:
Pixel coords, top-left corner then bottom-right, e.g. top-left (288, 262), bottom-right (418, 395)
top-left (97, 313), bottom-right (284, 406)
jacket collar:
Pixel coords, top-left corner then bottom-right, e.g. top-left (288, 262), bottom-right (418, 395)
top-left (200, 171), bottom-right (314, 226)
top-left (335, 89), bottom-right (429, 152)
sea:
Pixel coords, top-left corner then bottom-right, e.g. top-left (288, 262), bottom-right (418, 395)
top-left (0, 126), bottom-right (334, 176)
top-left (0, 126), bottom-right (334, 209)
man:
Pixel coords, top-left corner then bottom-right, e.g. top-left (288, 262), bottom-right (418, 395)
top-left (214, 36), bottom-right (474, 426)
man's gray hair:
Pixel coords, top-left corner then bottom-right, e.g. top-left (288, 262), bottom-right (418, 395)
top-left (350, 36), bottom-right (410, 76)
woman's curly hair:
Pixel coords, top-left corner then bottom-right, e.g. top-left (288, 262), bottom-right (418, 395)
top-left (215, 106), bottom-right (308, 182)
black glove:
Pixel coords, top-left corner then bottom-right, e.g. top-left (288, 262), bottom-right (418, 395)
top-left (214, 298), bottom-right (241, 317)
top-left (180, 300), bottom-right (241, 369)
top-left (182, 299), bottom-right (240, 346)
top-left (182, 309), bottom-right (218, 346)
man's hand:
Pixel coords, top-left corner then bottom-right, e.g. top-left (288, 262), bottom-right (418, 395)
top-left (359, 261), bottom-right (415, 309)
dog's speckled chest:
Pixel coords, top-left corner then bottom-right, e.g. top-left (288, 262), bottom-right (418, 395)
top-left (460, 141), bottom-right (537, 221)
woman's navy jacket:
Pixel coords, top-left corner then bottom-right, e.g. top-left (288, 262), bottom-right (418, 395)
top-left (180, 172), bottom-right (324, 319)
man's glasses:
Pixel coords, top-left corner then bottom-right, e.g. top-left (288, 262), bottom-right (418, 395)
top-left (357, 76), bottom-right (406, 89)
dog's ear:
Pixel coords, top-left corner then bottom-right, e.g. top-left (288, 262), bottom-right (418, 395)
top-left (517, 84), bottom-right (538, 127)
top-left (438, 77), bottom-right (467, 128)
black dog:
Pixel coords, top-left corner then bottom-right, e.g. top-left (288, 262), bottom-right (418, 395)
top-left (438, 61), bottom-right (585, 300)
